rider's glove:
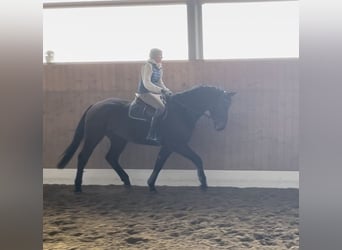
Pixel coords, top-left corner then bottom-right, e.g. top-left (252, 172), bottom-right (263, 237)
top-left (162, 88), bottom-right (173, 96)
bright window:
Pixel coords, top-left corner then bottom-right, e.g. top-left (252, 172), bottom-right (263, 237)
top-left (202, 1), bottom-right (299, 59)
top-left (43, 0), bottom-right (104, 2)
top-left (43, 5), bottom-right (188, 62)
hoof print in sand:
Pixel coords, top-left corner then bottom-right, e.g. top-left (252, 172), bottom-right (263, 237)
top-left (125, 237), bottom-right (149, 244)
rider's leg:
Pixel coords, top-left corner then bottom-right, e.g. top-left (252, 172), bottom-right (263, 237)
top-left (146, 108), bottom-right (163, 142)
top-left (138, 93), bottom-right (165, 142)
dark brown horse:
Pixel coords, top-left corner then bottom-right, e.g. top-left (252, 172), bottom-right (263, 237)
top-left (57, 85), bottom-right (235, 192)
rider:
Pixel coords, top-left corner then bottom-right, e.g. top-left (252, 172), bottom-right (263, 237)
top-left (136, 48), bottom-right (172, 142)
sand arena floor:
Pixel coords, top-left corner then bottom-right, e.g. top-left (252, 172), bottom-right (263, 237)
top-left (44, 185), bottom-right (299, 250)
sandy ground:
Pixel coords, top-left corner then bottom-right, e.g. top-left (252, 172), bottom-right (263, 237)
top-left (43, 185), bottom-right (299, 250)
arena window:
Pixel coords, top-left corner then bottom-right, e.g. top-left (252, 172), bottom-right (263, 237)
top-left (43, 4), bottom-right (188, 62)
top-left (202, 1), bottom-right (299, 59)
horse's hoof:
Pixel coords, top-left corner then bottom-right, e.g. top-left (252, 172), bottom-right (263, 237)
top-left (124, 184), bottom-right (132, 189)
top-left (149, 186), bottom-right (158, 193)
top-left (74, 187), bottom-right (82, 193)
top-left (200, 185), bottom-right (208, 191)
top-left (123, 179), bottom-right (131, 186)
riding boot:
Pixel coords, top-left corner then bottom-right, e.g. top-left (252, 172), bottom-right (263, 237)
top-left (146, 114), bottom-right (161, 143)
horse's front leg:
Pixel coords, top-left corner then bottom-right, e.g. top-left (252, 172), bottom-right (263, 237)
top-left (174, 145), bottom-right (207, 189)
top-left (147, 147), bottom-right (172, 192)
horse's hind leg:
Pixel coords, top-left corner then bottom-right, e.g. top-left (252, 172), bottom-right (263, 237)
top-left (74, 135), bottom-right (103, 193)
top-left (147, 146), bottom-right (172, 192)
top-left (106, 136), bottom-right (130, 187)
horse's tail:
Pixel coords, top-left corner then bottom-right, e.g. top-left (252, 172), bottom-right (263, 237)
top-left (57, 105), bottom-right (92, 169)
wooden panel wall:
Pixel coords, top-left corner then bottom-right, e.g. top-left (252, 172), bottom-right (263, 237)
top-left (43, 59), bottom-right (298, 171)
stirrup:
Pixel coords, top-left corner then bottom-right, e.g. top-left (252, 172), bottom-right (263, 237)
top-left (146, 133), bottom-right (161, 143)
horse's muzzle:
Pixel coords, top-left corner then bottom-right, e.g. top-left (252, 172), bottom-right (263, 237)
top-left (214, 122), bottom-right (226, 131)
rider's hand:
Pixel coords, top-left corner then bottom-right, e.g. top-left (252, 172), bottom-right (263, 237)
top-left (163, 88), bottom-right (173, 96)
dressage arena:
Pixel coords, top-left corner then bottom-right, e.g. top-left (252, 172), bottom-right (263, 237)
top-left (43, 60), bottom-right (298, 250)
top-left (44, 185), bottom-right (298, 250)
top-left (43, 1), bottom-right (299, 249)
top-left (43, 60), bottom-right (299, 250)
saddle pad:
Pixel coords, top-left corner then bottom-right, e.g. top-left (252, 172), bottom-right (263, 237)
top-left (128, 97), bottom-right (155, 121)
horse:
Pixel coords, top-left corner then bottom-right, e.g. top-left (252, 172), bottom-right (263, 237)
top-left (57, 85), bottom-right (236, 192)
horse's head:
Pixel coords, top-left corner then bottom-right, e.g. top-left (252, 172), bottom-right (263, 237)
top-left (172, 85), bottom-right (236, 131)
top-left (208, 90), bottom-right (236, 131)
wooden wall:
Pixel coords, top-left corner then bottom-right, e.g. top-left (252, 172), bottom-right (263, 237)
top-left (43, 59), bottom-right (298, 171)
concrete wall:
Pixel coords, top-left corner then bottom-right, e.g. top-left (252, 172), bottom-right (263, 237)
top-left (43, 59), bottom-right (298, 171)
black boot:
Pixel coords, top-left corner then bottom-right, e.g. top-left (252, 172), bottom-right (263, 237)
top-left (146, 115), bottom-right (161, 143)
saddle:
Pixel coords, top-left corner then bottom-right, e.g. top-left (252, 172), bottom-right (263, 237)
top-left (129, 92), bottom-right (171, 121)
top-left (128, 94), bottom-right (158, 121)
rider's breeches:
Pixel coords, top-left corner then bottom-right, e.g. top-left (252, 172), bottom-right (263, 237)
top-left (138, 93), bottom-right (165, 115)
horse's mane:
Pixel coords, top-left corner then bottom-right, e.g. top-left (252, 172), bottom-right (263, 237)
top-left (173, 85), bottom-right (223, 100)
